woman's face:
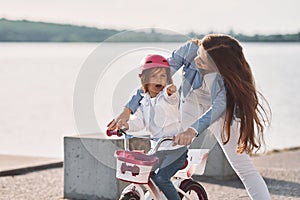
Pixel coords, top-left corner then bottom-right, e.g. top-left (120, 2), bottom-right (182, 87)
top-left (195, 46), bottom-right (216, 73)
top-left (147, 68), bottom-right (167, 97)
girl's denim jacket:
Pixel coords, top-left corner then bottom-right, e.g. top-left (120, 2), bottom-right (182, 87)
top-left (126, 41), bottom-right (226, 136)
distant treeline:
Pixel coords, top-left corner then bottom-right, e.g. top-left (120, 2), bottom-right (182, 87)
top-left (0, 18), bottom-right (299, 42)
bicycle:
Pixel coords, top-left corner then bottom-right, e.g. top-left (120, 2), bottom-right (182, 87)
top-left (107, 128), bottom-right (209, 200)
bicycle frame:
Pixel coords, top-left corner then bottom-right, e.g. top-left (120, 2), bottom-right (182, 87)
top-left (107, 129), bottom-right (209, 200)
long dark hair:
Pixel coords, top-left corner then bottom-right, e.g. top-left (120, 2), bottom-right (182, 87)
top-left (201, 34), bottom-right (271, 153)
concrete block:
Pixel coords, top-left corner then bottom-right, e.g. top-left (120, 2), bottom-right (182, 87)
top-left (64, 134), bottom-right (127, 200)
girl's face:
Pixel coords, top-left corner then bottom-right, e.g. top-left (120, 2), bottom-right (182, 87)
top-left (147, 68), bottom-right (168, 97)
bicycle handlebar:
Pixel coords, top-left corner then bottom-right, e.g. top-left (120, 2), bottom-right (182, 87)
top-left (106, 128), bottom-right (174, 154)
top-left (149, 137), bottom-right (174, 155)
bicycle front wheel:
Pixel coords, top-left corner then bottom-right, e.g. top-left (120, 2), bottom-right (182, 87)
top-left (119, 191), bottom-right (140, 200)
top-left (179, 180), bottom-right (208, 200)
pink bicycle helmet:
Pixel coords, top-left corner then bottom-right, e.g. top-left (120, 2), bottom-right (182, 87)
top-left (139, 54), bottom-right (170, 75)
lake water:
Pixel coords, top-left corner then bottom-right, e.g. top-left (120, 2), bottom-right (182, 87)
top-left (0, 42), bottom-right (299, 158)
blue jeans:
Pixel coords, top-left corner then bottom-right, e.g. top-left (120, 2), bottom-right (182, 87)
top-left (151, 148), bottom-right (188, 200)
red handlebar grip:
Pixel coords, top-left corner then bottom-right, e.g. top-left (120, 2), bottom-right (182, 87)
top-left (106, 130), bottom-right (123, 137)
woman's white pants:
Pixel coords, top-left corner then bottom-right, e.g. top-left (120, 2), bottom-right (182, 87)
top-left (213, 120), bottom-right (271, 200)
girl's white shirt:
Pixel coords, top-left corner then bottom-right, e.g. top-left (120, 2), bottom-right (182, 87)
top-left (127, 86), bottom-right (184, 150)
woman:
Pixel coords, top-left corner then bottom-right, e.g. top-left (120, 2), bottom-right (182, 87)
top-left (108, 34), bottom-right (271, 200)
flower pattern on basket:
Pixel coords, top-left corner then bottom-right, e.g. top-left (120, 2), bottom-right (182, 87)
top-left (121, 162), bottom-right (140, 176)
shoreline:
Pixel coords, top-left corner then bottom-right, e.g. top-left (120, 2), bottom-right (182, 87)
top-left (267, 146), bottom-right (300, 153)
top-left (0, 155), bottom-right (62, 177)
top-left (251, 146), bottom-right (300, 157)
top-left (0, 146), bottom-right (299, 177)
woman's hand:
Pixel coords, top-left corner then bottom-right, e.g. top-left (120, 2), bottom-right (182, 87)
top-left (173, 128), bottom-right (197, 146)
top-left (116, 119), bottom-right (129, 130)
top-left (107, 107), bottom-right (131, 130)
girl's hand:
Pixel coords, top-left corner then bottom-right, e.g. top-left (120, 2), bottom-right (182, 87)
top-left (107, 107), bottom-right (131, 130)
top-left (173, 128), bottom-right (197, 146)
top-left (167, 84), bottom-right (177, 96)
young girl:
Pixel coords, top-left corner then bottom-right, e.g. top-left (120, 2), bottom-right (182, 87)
top-left (117, 54), bottom-right (187, 200)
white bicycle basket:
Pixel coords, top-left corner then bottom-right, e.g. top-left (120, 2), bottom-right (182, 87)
top-left (115, 150), bottom-right (159, 184)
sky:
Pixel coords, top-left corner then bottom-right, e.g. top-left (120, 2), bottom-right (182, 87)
top-left (1, 0), bottom-right (299, 35)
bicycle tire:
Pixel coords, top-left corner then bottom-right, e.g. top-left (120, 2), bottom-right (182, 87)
top-left (119, 191), bottom-right (140, 200)
top-left (179, 179), bottom-right (208, 200)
